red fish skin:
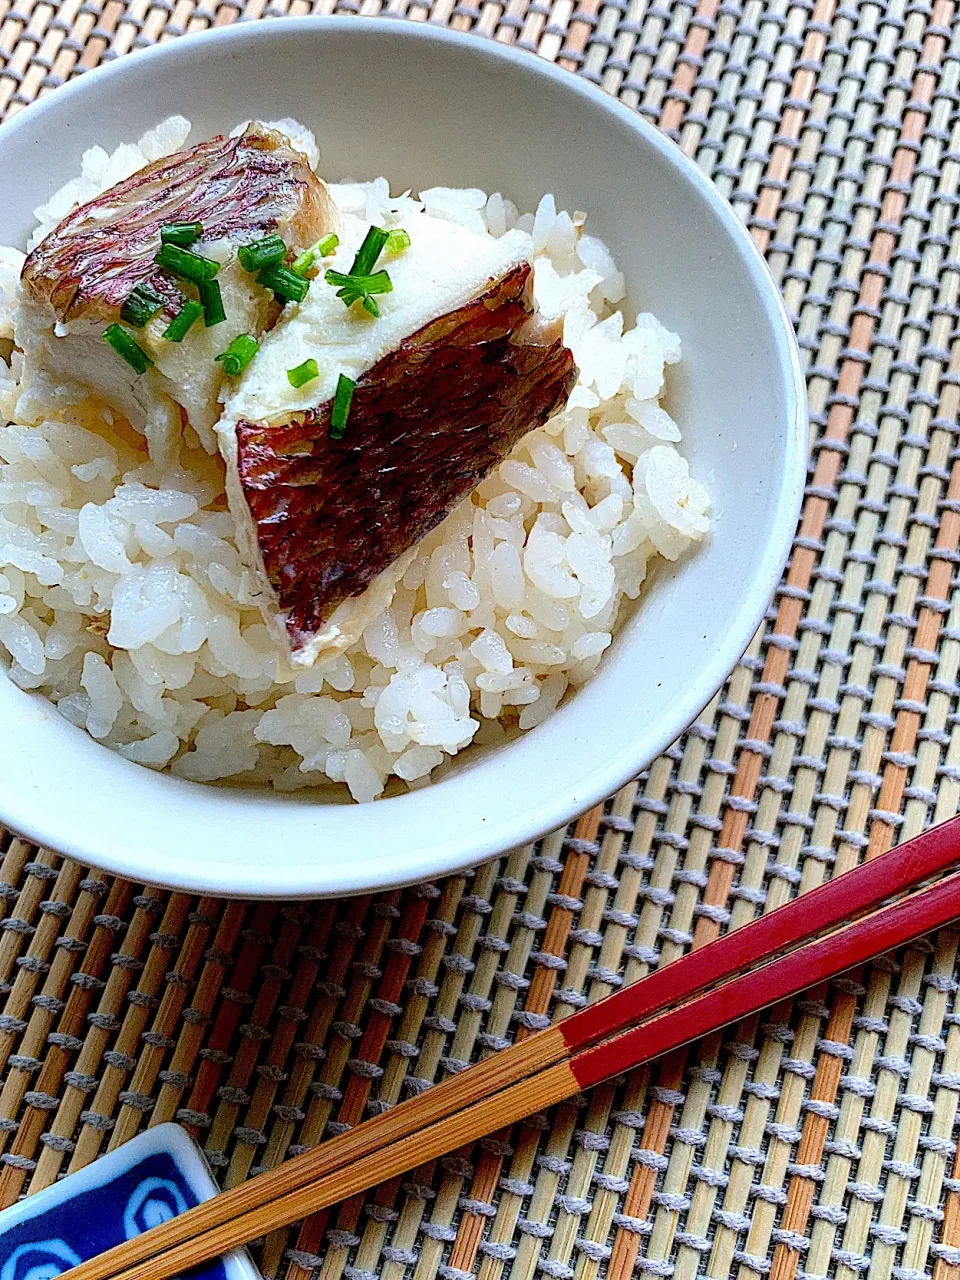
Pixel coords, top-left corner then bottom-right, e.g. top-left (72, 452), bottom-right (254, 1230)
top-left (234, 263), bottom-right (578, 656)
top-left (21, 127), bottom-right (332, 324)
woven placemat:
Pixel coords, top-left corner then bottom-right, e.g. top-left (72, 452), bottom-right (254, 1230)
top-left (3, 2), bottom-right (960, 1279)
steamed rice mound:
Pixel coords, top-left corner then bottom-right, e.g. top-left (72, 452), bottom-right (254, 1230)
top-left (0, 119), bottom-right (711, 802)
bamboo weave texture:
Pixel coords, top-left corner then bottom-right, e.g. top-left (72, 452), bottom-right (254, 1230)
top-left (3, 3), bottom-right (960, 1280)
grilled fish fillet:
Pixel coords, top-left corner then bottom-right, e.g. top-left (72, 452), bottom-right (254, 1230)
top-left (17, 126), bottom-right (339, 460)
top-left (220, 210), bottom-right (576, 667)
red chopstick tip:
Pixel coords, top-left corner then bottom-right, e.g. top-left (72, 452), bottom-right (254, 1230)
top-left (569, 866), bottom-right (960, 1091)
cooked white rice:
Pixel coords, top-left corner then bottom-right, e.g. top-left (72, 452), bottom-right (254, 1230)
top-left (0, 120), bottom-right (711, 801)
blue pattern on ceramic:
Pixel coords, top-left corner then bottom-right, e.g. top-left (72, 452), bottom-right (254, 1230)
top-left (0, 1238), bottom-right (81, 1280)
top-left (122, 1174), bottom-right (189, 1235)
top-left (0, 1151), bottom-right (227, 1280)
top-left (0, 1125), bottom-right (258, 1280)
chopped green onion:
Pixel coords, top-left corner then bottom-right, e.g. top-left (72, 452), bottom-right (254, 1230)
top-left (287, 358), bottom-right (320, 389)
top-left (238, 234), bottom-right (287, 273)
top-left (102, 323), bottom-right (152, 375)
top-left (161, 299), bottom-right (204, 343)
top-left (258, 263), bottom-right (310, 304)
top-left (119, 282), bottom-right (164, 329)
top-left (215, 333), bottom-right (259, 378)
top-left (325, 269), bottom-right (393, 294)
top-left (329, 374), bottom-right (355, 440)
top-left (154, 243), bottom-right (220, 285)
top-left (160, 221), bottom-right (203, 247)
top-left (325, 267), bottom-right (393, 317)
top-left (198, 278), bottom-right (226, 327)
top-left (385, 228), bottom-right (411, 255)
top-left (324, 228), bottom-right (393, 315)
top-left (347, 292), bottom-right (381, 317)
top-left (293, 233), bottom-right (340, 276)
top-left (351, 226), bottom-right (390, 277)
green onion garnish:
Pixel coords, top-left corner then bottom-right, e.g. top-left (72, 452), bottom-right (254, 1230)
top-left (325, 227), bottom-right (394, 315)
top-left (162, 299), bottom-right (205, 342)
top-left (160, 221), bottom-right (203, 247)
top-left (324, 268), bottom-right (393, 317)
top-left (120, 282), bottom-right (164, 329)
top-left (257, 263), bottom-right (310, 305)
top-left (351, 226), bottom-right (390, 277)
top-left (385, 228), bottom-right (411, 255)
top-left (154, 243), bottom-right (220, 285)
top-left (215, 334), bottom-right (259, 377)
top-left (238, 234), bottom-right (287, 274)
top-left (293, 233), bottom-right (340, 276)
top-left (198, 278), bottom-right (226, 327)
top-left (102, 323), bottom-right (152, 375)
top-left (287, 358), bottom-right (320, 389)
top-left (330, 374), bottom-right (355, 439)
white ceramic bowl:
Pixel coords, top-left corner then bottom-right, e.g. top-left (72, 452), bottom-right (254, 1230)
top-left (0, 18), bottom-right (806, 897)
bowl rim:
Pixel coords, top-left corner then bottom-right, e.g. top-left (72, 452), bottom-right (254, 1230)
top-left (0, 15), bottom-right (808, 897)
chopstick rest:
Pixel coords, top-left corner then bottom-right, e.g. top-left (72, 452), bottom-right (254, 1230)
top-left (0, 1124), bottom-right (259, 1280)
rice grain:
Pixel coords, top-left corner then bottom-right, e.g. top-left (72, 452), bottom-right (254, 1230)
top-left (0, 118), bottom-right (712, 801)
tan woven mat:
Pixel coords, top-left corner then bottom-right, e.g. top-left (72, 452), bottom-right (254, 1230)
top-left (3, 2), bottom-right (960, 1279)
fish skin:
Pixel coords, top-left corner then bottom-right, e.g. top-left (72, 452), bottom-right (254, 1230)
top-left (234, 263), bottom-right (577, 660)
top-left (20, 125), bottom-right (336, 324)
top-left (16, 125), bottom-right (338, 461)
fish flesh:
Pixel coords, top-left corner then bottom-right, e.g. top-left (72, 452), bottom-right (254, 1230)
top-left (235, 263), bottom-right (575, 665)
top-left (220, 205), bottom-right (576, 665)
top-left (16, 131), bottom-right (576, 670)
top-left (17, 125), bottom-right (339, 460)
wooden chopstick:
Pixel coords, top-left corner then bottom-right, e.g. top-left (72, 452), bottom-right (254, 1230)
top-left (62, 814), bottom-right (960, 1280)
top-left (108, 862), bottom-right (960, 1280)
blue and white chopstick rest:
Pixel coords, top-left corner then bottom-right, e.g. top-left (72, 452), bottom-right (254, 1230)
top-left (0, 1123), bottom-right (259, 1280)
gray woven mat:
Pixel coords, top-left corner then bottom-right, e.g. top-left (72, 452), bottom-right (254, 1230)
top-left (3, 1), bottom-right (960, 1279)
